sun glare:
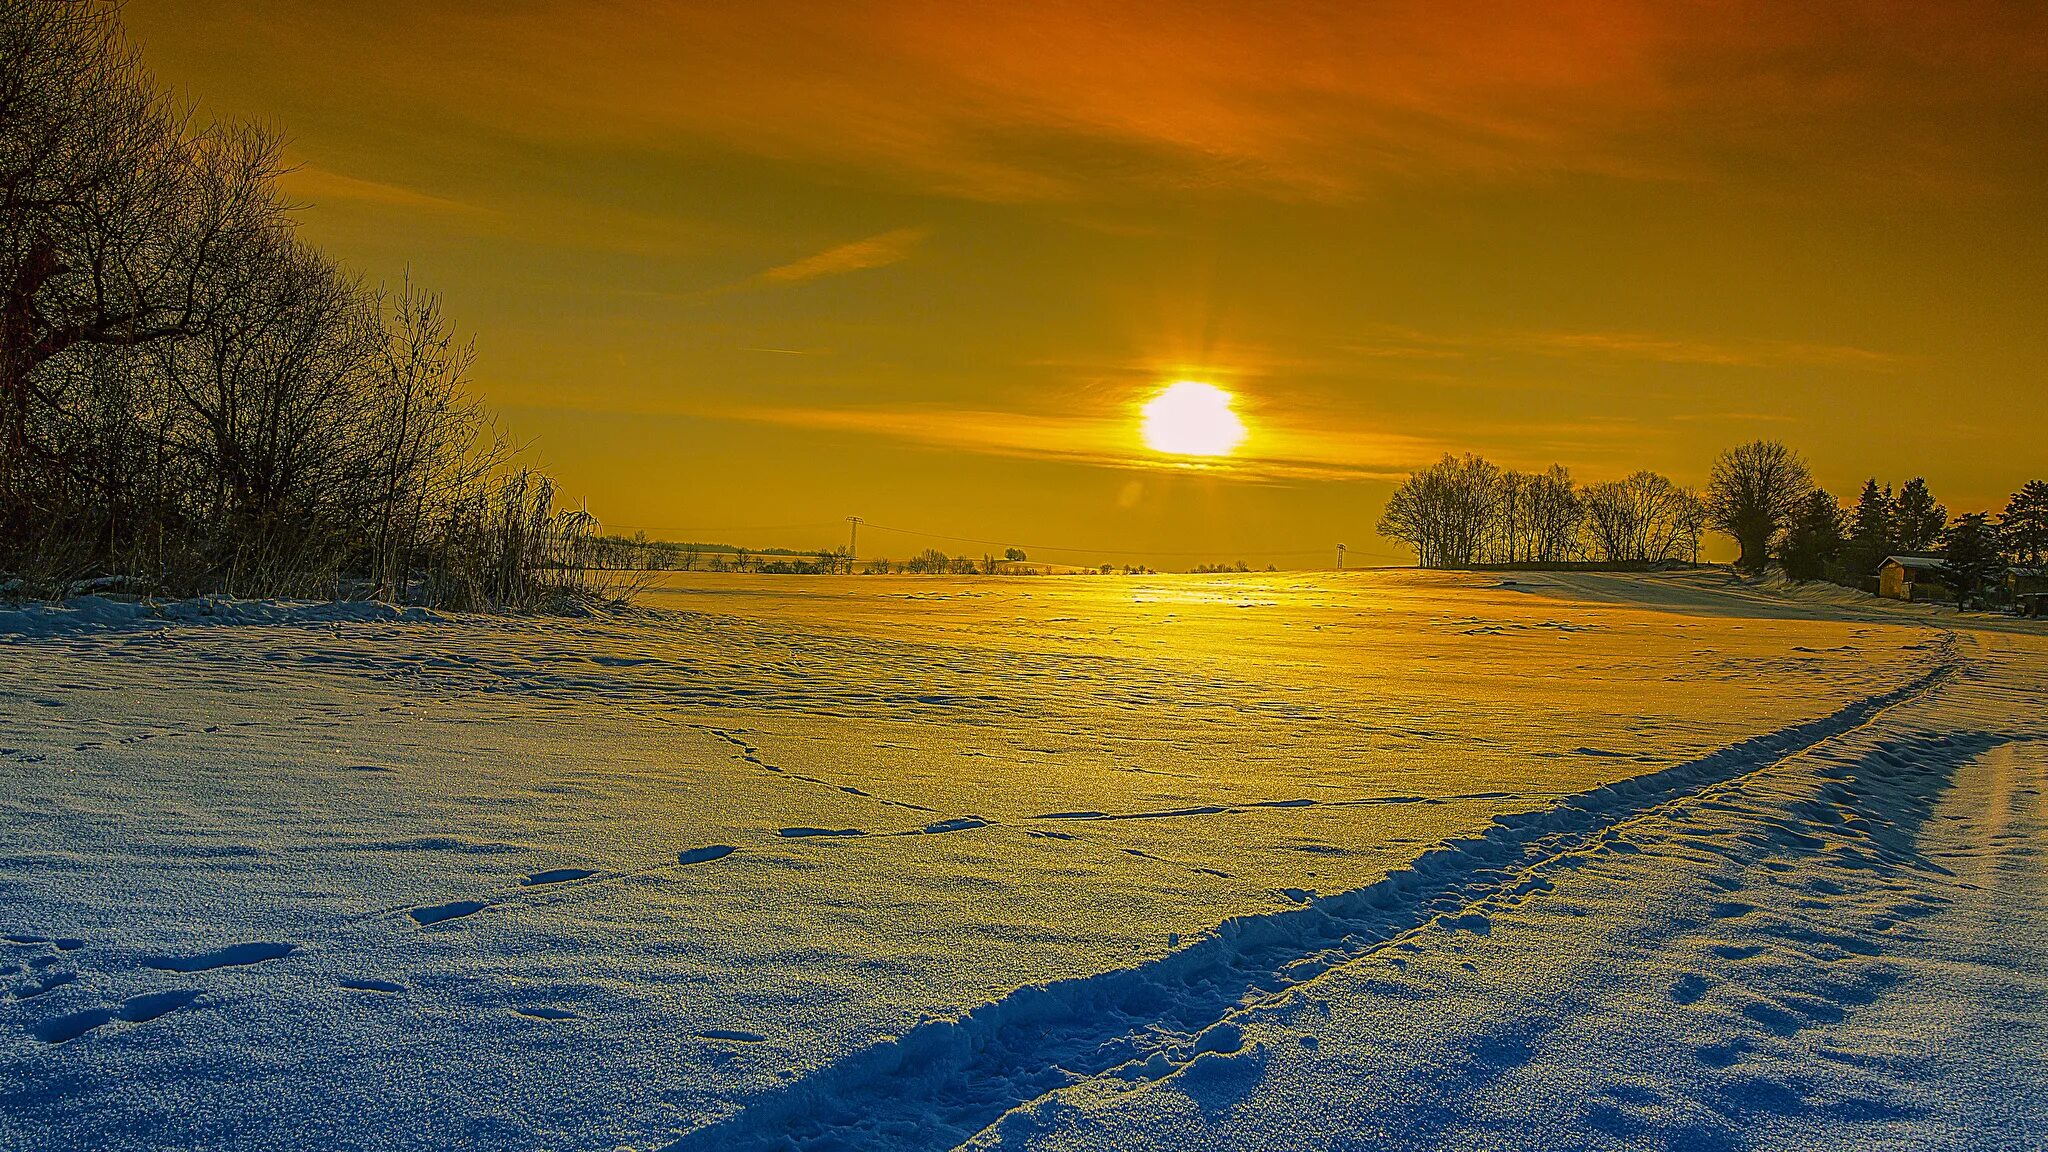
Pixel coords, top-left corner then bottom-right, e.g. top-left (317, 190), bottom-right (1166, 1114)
top-left (1139, 381), bottom-right (1248, 458)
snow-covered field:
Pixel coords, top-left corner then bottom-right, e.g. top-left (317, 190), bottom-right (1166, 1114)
top-left (1, 570), bottom-right (2041, 1150)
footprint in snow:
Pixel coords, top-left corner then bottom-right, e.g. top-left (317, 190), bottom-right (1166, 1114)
top-left (141, 941), bottom-right (297, 972)
top-left (30, 1007), bottom-right (115, 1045)
top-left (908, 817), bottom-right (987, 836)
top-left (2, 926), bottom-right (79, 947)
top-left (519, 868), bottom-right (597, 887)
top-left (117, 989), bottom-right (202, 1023)
top-left (1740, 1000), bottom-right (1807, 1037)
top-left (339, 978), bottom-right (405, 993)
top-left (513, 1006), bottom-right (580, 1021)
top-left (678, 845), bottom-right (738, 865)
top-left (777, 827), bottom-right (866, 838)
top-left (1694, 1039), bottom-right (1749, 1068)
top-left (409, 901), bottom-right (489, 926)
top-left (14, 970), bottom-right (76, 999)
top-left (29, 989), bottom-right (202, 1044)
top-left (697, 1028), bottom-right (768, 1043)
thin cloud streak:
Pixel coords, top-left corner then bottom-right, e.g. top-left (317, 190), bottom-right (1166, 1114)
top-left (1507, 330), bottom-right (1898, 369)
top-left (279, 161), bottom-right (472, 212)
top-left (711, 402), bottom-right (1436, 483)
top-left (756, 227), bottom-right (928, 284)
top-left (1342, 327), bottom-right (1900, 370)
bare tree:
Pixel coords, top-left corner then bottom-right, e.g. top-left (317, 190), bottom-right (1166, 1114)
top-left (1583, 472), bottom-right (1700, 565)
top-left (367, 273), bottom-right (482, 596)
top-left (1672, 485), bottom-right (1707, 565)
top-left (1524, 465), bottom-right (1584, 564)
top-left (154, 231), bottom-right (383, 588)
top-left (2, 2), bottom-right (285, 520)
top-left (0, 2), bottom-right (600, 609)
top-left (1707, 440), bottom-right (1812, 571)
top-left (1483, 470), bottom-right (1526, 564)
top-left (1378, 453), bottom-right (1500, 568)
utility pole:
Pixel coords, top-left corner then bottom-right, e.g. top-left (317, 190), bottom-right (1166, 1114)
top-left (846, 516), bottom-right (864, 564)
top-left (1336, 542), bottom-right (1347, 571)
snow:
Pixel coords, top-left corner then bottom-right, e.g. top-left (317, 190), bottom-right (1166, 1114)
top-left (0, 593), bottom-right (437, 637)
top-left (973, 642), bottom-right (2048, 1152)
top-left (0, 570), bottom-right (2040, 1150)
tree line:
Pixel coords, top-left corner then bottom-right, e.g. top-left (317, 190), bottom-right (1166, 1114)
top-left (1779, 473), bottom-right (2046, 610)
top-left (1377, 457), bottom-right (1705, 568)
top-left (1, 1), bottom-right (600, 608)
top-left (1380, 438), bottom-right (2048, 611)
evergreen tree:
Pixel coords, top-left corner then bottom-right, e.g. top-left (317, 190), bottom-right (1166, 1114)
top-left (1778, 490), bottom-right (1844, 581)
top-left (1891, 478), bottom-right (1946, 552)
top-left (2000, 480), bottom-right (2048, 568)
top-left (1841, 478), bottom-right (1893, 577)
top-left (1939, 514), bottom-right (2006, 610)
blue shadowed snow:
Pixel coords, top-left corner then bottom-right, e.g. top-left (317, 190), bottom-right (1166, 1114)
top-left (0, 571), bottom-right (2041, 1151)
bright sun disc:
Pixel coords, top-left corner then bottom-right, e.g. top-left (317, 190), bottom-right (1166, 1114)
top-left (1140, 381), bottom-right (1248, 457)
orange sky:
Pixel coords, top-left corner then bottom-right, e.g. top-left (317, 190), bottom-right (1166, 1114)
top-left (125, 1), bottom-right (2048, 564)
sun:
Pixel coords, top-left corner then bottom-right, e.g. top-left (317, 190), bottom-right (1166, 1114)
top-left (1139, 381), bottom-right (1248, 458)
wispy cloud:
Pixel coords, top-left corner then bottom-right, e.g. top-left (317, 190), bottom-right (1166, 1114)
top-left (1342, 327), bottom-right (1899, 370)
top-left (1505, 330), bottom-right (1898, 369)
top-left (279, 161), bottom-right (470, 212)
top-left (755, 227), bottom-right (928, 285)
top-left (210, 1), bottom-right (2048, 205)
top-left (709, 401), bottom-right (1437, 483)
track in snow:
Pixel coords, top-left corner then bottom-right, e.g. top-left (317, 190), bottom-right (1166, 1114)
top-left (660, 649), bottom-right (1960, 1152)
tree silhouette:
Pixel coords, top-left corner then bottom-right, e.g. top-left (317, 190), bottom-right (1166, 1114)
top-left (1778, 490), bottom-right (1844, 581)
top-left (0, 1), bottom-right (587, 608)
top-left (1377, 453), bottom-right (1500, 567)
top-left (2, 2), bottom-right (286, 523)
top-left (1582, 471), bottom-right (1699, 564)
top-left (1524, 465), bottom-right (1584, 564)
top-left (1841, 479), bottom-right (1893, 576)
top-left (2000, 480), bottom-right (2048, 568)
top-left (1891, 478), bottom-right (1946, 552)
top-left (1940, 514), bottom-right (2005, 610)
top-left (1706, 440), bottom-right (1813, 572)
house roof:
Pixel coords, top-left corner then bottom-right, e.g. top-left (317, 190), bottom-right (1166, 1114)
top-left (1881, 556), bottom-right (1946, 572)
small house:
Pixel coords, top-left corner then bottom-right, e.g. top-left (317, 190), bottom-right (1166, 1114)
top-left (1877, 555), bottom-right (1946, 601)
top-left (2010, 567), bottom-right (2047, 618)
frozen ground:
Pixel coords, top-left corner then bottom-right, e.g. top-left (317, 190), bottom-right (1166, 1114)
top-left (0, 570), bottom-right (2040, 1150)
